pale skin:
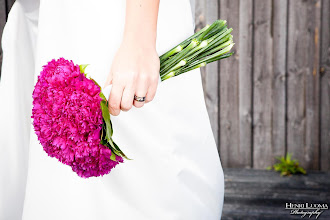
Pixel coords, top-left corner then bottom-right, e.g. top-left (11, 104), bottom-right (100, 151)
top-left (103, 0), bottom-right (160, 116)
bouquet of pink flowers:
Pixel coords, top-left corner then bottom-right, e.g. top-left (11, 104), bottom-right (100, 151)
top-left (32, 19), bottom-right (234, 178)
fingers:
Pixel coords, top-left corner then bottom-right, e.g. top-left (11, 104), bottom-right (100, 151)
top-left (108, 82), bottom-right (124, 116)
top-left (133, 73), bottom-right (149, 108)
top-left (121, 84), bottom-right (135, 111)
top-left (107, 72), bottom-right (158, 115)
top-left (145, 75), bottom-right (159, 103)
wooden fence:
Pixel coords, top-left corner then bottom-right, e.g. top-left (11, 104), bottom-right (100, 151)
top-left (195, 0), bottom-right (329, 171)
top-left (0, 0), bottom-right (329, 170)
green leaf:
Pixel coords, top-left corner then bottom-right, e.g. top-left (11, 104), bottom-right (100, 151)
top-left (270, 153), bottom-right (307, 176)
top-left (99, 91), bottom-right (107, 101)
top-left (100, 126), bottom-right (104, 140)
top-left (110, 153), bottom-right (117, 161)
top-left (90, 78), bottom-right (102, 88)
top-left (288, 166), bottom-right (295, 174)
top-left (100, 100), bottom-right (113, 141)
top-left (274, 165), bottom-right (281, 171)
top-left (286, 153), bottom-right (292, 161)
top-left (297, 167), bottom-right (307, 174)
top-left (109, 119), bottom-right (113, 136)
top-left (79, 64), bottom-right (89, 74)
top-left (81, 65), bottom-right (132, 162)
top-left (100, 129), bottom-right (126, 161)
top-left (112, 140), bottom-right (132, 160)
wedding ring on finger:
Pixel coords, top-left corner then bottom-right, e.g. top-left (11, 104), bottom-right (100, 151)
top-left (134, 95), bottom-right (146, 102)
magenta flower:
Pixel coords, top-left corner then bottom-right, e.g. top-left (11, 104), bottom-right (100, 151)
top-left (32, 58), bottom-right (125, 178)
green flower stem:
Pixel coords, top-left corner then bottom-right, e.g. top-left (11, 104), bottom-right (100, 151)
top-left (184, 40), bottom-right (209, 59)
top-left (162, 52), bottom-right (232, 81)
top-left (161, 27), bottom-right (229, 74)
top-left (197, 20), bottom-right (225, 41)
top-left (161, 71), bottom-right (175, 81)
top-left (204, 52), bottom-right (233, 64)
top-left (161, 62), bottom-right (207, 81)
top-left (206, 43), bottom-right (234, 61)
top-left (162, 44), bottom-right (234, 81)
top-left (159, 45), bottom-right (183, 62)
top-left (160, 37), bottom-right (202, 70)
top-left (199, 38), bottom-right (233, 60)
top-left (196, 43), bottom-right (235, 64)
top-left (159, 20), bottom-right (227, 65)
top-left (177, 62), bottom-right (207, 75)
top-left (160, 37), bottom-right (206, 70)
top-left (199, 32), bottom-right (233, 56)
top-left (165, 59), bottom-right (187, 73)
top-left (199, 34), bottom-right (233, 56)
top-left (160, 25), bottom-right (228, 71)
top-left (184, 28), bottom-right (232, 64)
top-left (159, 24), bottom-right (210, 62)
top-left (160, 39), bottom-right (198, 76)
top-left (161, 36), bottom-right (234, 79)
top-left (161, 39), bottom-right (210, 77)
top-left (203, 24), bottom-right (227, 39)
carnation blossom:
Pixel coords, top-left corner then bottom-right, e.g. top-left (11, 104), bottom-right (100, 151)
top-left (32, 58), bottom-right (124, 178)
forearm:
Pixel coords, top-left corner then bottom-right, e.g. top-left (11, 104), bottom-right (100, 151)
top-left (106, 0), bottom-right (160, 115)
top-left (123, 0), bottom-right (160, 47)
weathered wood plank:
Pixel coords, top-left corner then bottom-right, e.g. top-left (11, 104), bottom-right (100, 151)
top-left (6, 0), bottom-right (15, 14)
top-left (272, 0), bottom-right (287, 162)
top-left (253, 0), bottom-right (273, 169)
top-left (305, 0), bottom-right (321, 170)
top-left (287, 0), bottom-right (321, 169)
top-left (0, 0), bottom-right (8, 77)
top-left (320, 0), bottom-right (330, 171)
top-left (238, 0), bottom-right (253, 167)
top-left (219, 0), bottom-right (241, 167)
top-left (204, 0), bottom-right (219, 148)
top-left (194, 0), bottom-right (220, 147)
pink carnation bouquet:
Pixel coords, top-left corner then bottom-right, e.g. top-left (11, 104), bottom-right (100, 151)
top-left (32, 58), bottom-right (127, 178)
top-left (32, 19), bottom-right (234, 178)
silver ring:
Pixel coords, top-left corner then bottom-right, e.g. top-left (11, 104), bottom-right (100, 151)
top-left (134, 95), bottom-right (146, 102)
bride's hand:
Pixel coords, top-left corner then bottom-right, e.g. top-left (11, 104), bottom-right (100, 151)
top-left (103, 0), bottom-right (160, 116)
top-left (103, 40), bottom-right (160, 116)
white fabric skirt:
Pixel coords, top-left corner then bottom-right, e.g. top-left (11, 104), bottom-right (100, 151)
top-left (0, 0), bottom-right (224, 219)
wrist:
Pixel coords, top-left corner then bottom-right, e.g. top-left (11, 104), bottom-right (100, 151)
top-left (123, 29), bottom-right (156, 46)
top-left (122, 32), bottom-right (157, 50)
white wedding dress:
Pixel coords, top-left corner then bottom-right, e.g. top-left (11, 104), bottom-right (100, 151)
top-left (0, 0), bottom-right (224, 219)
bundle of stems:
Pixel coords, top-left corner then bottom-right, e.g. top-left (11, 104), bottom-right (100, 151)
top-left (159, 19), bottom-right (234, 81)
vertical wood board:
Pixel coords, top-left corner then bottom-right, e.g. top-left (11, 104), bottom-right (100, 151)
top-left (272, 0), bottom-right (287, 162)
top-left (287, 0), bottom-right (321, 169)
top-left (195, 0), bottom-right (220, 148)
top-left (219, 0), bottom-right (241, 167)
top-left (238, 0), bottom-right (253, 168)
top-left (253, 0), bottom-right (273, 169)
top-left (320, 0), bottom-right (330, 171)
